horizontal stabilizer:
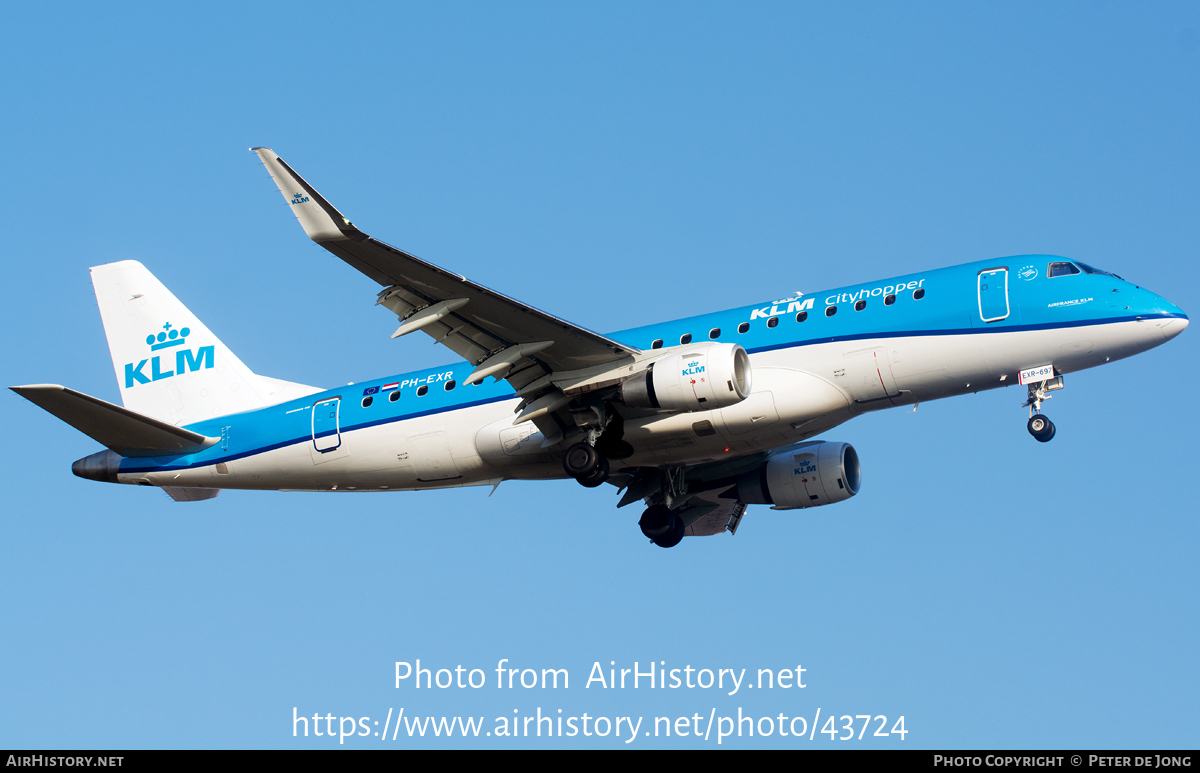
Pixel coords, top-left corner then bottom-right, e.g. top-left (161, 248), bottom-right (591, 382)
top-left (11, 384), bottom-right (218, 458)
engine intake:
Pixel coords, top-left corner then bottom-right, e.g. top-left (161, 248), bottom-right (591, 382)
top-left (622, 342), bottom-right (751, 412)
top-left (737, 441), bottom-right (861, 509)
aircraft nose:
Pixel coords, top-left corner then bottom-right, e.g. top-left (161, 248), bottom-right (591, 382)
top-left (1159, 314), bottom-right (1188, 341)
top-left (1134, 286), bottom-right (1187, 340)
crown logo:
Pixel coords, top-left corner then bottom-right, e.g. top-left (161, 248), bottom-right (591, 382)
top-left (146, 322), bottom-right (191, 351)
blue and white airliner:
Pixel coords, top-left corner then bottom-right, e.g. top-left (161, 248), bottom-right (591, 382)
top-left (13, 149), bottom-right (1189, 547)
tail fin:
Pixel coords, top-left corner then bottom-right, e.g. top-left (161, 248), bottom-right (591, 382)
top-left (90, 261), bottom-right (318, 426)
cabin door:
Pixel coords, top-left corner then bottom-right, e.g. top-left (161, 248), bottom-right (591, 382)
top-left (312, 397), bottom-right (342, 453)
top-left (978, 268), bottom-right (1010, 323)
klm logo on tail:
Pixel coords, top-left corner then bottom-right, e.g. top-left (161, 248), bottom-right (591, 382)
top-left (124, 323), bottom-right (213, 388)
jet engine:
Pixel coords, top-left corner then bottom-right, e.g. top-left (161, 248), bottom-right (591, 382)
top-left (621, 342), bottom-right (752, 412)
top-left (735, 441), bottom-right (861, 509)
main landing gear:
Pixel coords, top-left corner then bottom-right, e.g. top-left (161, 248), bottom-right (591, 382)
top-left (1022, 376), bottom-right (1064, 443)
top-left (563, 442), bottom-right (610, 488)
top-left (638, 504), bottom-right (685, 548)
top-left (562, 403), bottom-right (631, 488)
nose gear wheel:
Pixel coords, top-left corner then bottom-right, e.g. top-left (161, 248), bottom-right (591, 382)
top-left (1027, 414), bottom-right (1056, 442)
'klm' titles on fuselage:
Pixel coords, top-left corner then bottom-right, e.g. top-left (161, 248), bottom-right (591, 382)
top-left (125, 346), bottom-right (214, 388)
top-left (748, 278), bottom-right (929, 320)
top-left (750, 297), bottom-right (814, 320)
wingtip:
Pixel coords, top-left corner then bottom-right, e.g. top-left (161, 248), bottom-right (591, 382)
top-left (11, 384), bottom-right (65, 393)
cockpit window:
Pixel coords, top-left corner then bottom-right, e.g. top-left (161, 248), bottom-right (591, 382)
top-left (1048, 261), bottom-right (1081, 278)
top-left (1076, 261), bottom-right (1122, 279)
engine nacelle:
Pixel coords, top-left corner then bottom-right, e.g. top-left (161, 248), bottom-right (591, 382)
top-left (621, 342), bottom-right (752, 412)
top-left (736, 441), bottom-right (861, 509)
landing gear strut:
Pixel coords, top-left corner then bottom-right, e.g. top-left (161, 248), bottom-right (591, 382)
top-left (639, 504), bottom-right (685, 548)
top-left (1022, 376), bottom-right (1063, 443)
top-left (563, 442), bottom-right (610, 487)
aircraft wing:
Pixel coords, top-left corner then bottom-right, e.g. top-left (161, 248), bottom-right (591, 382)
top-left (681, 489), bottom-right (747, 537)
top-left (252, 148), bottom-right (638, 392)
top-left (612, 456), bottom-right (756, 538)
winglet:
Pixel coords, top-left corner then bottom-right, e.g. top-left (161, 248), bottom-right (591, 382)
top-left (251, 147), bottom-right (356, 243)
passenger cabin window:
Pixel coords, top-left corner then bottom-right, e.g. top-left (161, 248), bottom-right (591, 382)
top-left (1048, 261), bottom-right (1080, 278)
top-left (737, 322), bottom-right (749, 334)
top-left (854, 300), bottom-right (866, 311)
top-left (913, 288), bottom-right (925, 300)
top-left (766, 316), bottom-right (779, 328)
top-left (388, 390), bottom-right (400, 402)
top-left (445, 380), bottom-right (456, 391)
top-left (825, 305), bottom-right (837, 317)
top-left (884, 293), bottom-right (896, 305)
top-left (680, 333), bottom-right (692, 344)
top-left (709, 328), bottom-right (720, 339)
top-left (651, 339), bottom-right (663, 349)
top-left (417, 385), bottom-right (428, 396)
top-left (362, 395), bottom-right (373, 408)
top-left (796, 311), bottom-right (808, 322)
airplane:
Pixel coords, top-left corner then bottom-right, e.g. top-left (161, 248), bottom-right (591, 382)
top-left (12, 148), bottom-right (1189, 547)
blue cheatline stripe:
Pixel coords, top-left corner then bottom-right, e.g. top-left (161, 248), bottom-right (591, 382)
top-left (121, 312), bottom-right (1183, 475)
top-left (744, 313), bottom-right (1183, 355)
top-left (120, 393), bottom-right (516, 474)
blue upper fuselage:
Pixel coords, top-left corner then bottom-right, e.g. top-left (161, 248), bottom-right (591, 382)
top-left (124, 255), bottom-right (1185, 473)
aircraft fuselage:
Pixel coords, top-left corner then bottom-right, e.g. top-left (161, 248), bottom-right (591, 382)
top-left (104, 254), bottom-right (1187, 492)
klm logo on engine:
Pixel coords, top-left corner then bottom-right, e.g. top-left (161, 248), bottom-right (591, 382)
top-left (124, 323), bottom-right (214, 388)
top-left (290, 191), bottom-right (311, 206)
top-left (794, 462), bottom-right (817, 475)
top-left (682, 360), bottom-right (706, 376)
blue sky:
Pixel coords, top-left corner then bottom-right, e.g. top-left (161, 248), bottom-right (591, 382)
top-left (1, 2), bottom-right (1197, 748)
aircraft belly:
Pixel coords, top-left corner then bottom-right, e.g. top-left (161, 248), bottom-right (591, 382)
top-left (870, 322), bottom-right (1167, 403)
top-left (138, 403), bottom-right (513, 492)
top-left (474, 415), bottom-right (567, 480)
top-left (726, 366), bottom-right (848, 435)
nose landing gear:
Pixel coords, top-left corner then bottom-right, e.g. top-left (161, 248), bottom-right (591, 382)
top-left (1022, 376), bottom-right (1063, 443)
top-left (1027, 414), bottom-right (1056, 442)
